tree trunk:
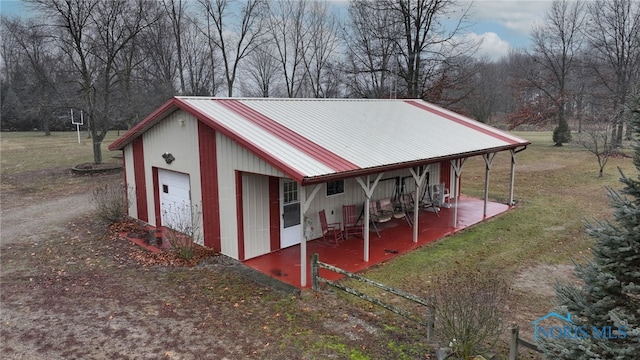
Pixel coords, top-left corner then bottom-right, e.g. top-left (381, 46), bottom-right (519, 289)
top-left (93, 139), bottom-right (102, 164)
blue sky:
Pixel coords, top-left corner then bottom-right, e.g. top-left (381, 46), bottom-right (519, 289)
top-left (0, 0), bottom-right (552, 60)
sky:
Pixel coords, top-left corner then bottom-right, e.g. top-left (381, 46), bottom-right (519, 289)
top-left (0, 0), bottom-right (553, 61)
top-left (460, 0), bottom-right (552, 60)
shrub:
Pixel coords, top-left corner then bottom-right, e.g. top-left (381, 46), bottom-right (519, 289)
top-left (552, 118), bottom-right (572, 145)
top-left (432, 269), bottom-right (510, 359)
top-left (162, 203), bottom-right (201, 260)
top-left (92, 184), bottom-right (130, 223)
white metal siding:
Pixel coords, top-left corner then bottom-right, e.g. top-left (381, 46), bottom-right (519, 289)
top-left (142, 110), bottom-right (205, 245)
top-left (216, 131), bottom-right (284, 259)
top-left (242, 174), bottom-right (271, 259)
top-left (302, 166), bottom-right (441, 240)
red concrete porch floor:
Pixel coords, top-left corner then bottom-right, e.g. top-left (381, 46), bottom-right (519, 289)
top-left (243, 196), bottom-right (511, 289)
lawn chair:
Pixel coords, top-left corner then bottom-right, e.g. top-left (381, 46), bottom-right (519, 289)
top-left (342, 204), bottom-right (363, 239)
top-left (319, 209), bottom-right (343, 245)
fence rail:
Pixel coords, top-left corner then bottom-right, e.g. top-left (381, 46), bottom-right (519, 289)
top-left (310, 253), bottom-right (436, 340)
top-left (508, 324), bottom-right (542, 360)
top-left (311, 253), bottom-right (543, 359)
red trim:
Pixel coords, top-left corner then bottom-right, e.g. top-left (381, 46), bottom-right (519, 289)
top-left (198, 122), bottom-right (221, 251)
top-left (109, 98), bottom-right (179, 150)
top-left (132, 137), bottom-right (148, 222)
top-left (216, 99), bottom-right (359, 173)
top-left (152, 167), bottom-right (161, 227)
top-left (405, 100), bottom-right (522, 145)
top-left (440, 161), bottom-right (451, 186)
top-left (175, 98), bottom-right (307, 183)
top-left (269, 177), bottom-right (280, 251)
top-left (109, 97), bottom-right (306, 182)
top-left (236, 171), bottom-right (245, 260)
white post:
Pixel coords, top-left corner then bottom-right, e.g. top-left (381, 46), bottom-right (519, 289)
top-left (409, 166), bottom-right (429, 243)
top-left (509, 149), bottom-right (516, 206)
top-left (299, 185), bottom-right (307, 287)
top-left (450, 158), bottom-right (467, 227)
top-left (299, 183), bottom-right (321, 288)
top-left (356, 173), bottom-right (384, 262)
top-left (482, 153), bottom-right (496, 217)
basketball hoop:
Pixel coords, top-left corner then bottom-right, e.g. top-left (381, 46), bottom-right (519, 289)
top-left (71, 109), bottom-right (84, 144)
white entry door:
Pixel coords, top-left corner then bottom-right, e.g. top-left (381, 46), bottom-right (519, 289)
top-left (158, 169), bottom-right (191, 231)
top-left (280, 179), bottom-right (301, 248)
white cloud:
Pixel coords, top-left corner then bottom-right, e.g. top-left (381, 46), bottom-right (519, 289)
top-left (464, 32), bottom-right (511, 60)
top-left (465, 0), bottom-right (552, 36)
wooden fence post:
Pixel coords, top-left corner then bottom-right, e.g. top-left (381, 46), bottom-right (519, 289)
top-left (311, 253), bottom-right (319, 291)
top-left (426, 296), bottom-right (435, 342)
top-left (509, 323), bottom-right (519, 360)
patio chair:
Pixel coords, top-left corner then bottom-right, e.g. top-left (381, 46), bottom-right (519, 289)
top-left (319, 209), bottom-right (343, 245)
top-left (342, 204), bottom-right (364, 239)
top-left (367, 201), bottom-right (383, 238)
top-left (431, 183), bottom-right (451, 208)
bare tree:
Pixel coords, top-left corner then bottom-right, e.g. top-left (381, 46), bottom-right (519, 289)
top-left (266, 0), bottom-right (308, 98)
top-left (1, 17), bottom-right (62, 134)
top-left (27, 0), bottom-right (158, 164)
top-left (300, 1), bottom-right (341, 98)
top-left (241, 47), bottom-right (281, 97)
top-left (527, 0), bottom-right (586, 146)
top-left (198, 0), bottom-right (266, 97)
top-left (343, 0), bottom-right (400, 98)
top-left (162, 0), bottom-right (187, 95)
top-left (585, 0), bottom-right (640, 146)
top-left (577, 113), bottom-right (617, 177)
top-left (345, 0), bottom-right (473, 99)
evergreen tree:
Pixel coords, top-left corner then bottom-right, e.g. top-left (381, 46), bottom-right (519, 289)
top-left (553, 117), bottom-right (572, 146)
top-left (541, 97), bottom-right (640, 358)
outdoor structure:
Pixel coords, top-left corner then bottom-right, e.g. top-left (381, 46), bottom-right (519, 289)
top-left (109, 97), bottom-right (529, 287)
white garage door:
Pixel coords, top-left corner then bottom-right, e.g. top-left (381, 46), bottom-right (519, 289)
top-left (158, 169), bottom-right (192, 231)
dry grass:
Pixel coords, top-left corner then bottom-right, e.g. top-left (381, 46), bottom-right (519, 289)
top-left (0, 131), bottom-right (122, 198)
top-left (346, 130), bottom-right (637, 355)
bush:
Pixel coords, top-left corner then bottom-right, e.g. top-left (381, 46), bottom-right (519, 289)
top-left (552, 118), bottom-right (572, 145)
top-left (432, 269), bottom-right (510, 359)
top-left (162, 203), bottom-right (201, 260)
top-left (92, 184), bottom-right (130, 223)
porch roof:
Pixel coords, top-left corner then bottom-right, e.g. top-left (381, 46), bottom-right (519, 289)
top-left (109, 97), bottom-right (529, 184)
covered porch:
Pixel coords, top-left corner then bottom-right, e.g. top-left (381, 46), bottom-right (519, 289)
top-left (244, 195), bottom-right (511, 288)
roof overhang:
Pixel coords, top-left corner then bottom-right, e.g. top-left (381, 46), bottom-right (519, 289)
top-left (109, 97), bottom-right (530, 185)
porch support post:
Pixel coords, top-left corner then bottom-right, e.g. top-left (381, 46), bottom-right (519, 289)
top-left (356, 173), bottom-right (384, 262)
top-left (299, 183), bottom-right (322, 288)
top-left (409, 165), bottom-right (429, 243)
top-left (509, 149), bottom-right (516, 206)
top-left (450, 158), bottom-right (467, 227)
top-left (482, 153), bottom-right (496, 217)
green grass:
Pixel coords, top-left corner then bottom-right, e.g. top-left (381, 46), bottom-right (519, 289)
top-left (345, 130), bottom-right (637, 317)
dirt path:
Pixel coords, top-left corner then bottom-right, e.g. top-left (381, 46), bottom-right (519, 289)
top-left (1, 192), bottom-right (95, 246)
top-left (1, 175), bottom-right (431, 359)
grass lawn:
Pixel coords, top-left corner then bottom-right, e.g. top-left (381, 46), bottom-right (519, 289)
top-left (1, 130), bottom-right (637, 359)
top-left (1, 131), bottom-right (122, 197)
top-left (0, 131), bottom-right (121, 175)
top-left (342, 130), bottom-right (637, 351)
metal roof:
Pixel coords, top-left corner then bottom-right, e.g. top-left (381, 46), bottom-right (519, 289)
top-left (109, 97), bottom-right (530, 184)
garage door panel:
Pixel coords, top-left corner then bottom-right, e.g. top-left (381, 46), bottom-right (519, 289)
top-left (158, 169), bottom-right (192, 231)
